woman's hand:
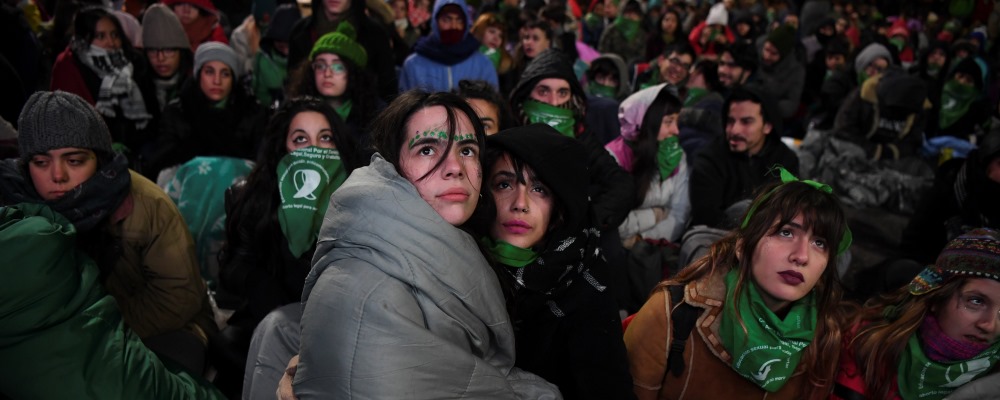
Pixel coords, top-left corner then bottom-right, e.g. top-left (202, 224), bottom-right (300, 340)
top-left (276, 355), bottom-right (299, 400)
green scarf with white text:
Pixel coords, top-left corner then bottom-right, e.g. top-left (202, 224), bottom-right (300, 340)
top-left (719, 269), bottom-right (818, 392)
top-left (896, 332), bottom-right (1000, 400)
top-left (939, 79), bottom-right (977, 129)
top-left (276, 147), bottom-right (348, 257)
top-left (522, 99), bottom-right (576, 137)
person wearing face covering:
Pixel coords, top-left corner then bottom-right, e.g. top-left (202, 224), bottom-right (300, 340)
top-left (398, 0), bottom-right (498, 92)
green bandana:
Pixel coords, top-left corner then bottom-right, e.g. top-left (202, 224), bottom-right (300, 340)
top-left (684, 87), bottom-right (709, 107)
top-left (657, 136), bottom-right (682, 180)
top-left (939, 79), bottom-right (977, 129)
top-left (480, 45), bottom-right (501, 69)
top-left (889, 37), bottom-right (906, 51)
top-left (857, 70), bottom-right (870, 86)
top-left (251, 50), bottom-right (288, 106)
top-left (480, 236), bottom-right (539, 267)
top-left (583, 12), bottom-right (601, 29)
top-left (276, 146), bottom-right (348, 257)
top-left (896, 333), bottom-right (1000, 400)
top-left (741, 167), bottom-right (853, 255)
top-left (522, 99), bottom-right (576, 137)
top-left (588, 83), bottom-right (617, 98)
top-left (926, 64), bottom-right (942, 78)
top-left (719, 270), bottom-right (818, 392)
top-left (333, 98), bottom-right (353, 121)
top-left (614, 16), bottom-right (641, 42)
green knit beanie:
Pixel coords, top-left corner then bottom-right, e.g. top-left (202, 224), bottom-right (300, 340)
top-left (309, 22), bottom-right (368, 68)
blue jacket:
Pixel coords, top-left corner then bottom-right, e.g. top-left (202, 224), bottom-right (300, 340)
top-left (398, 0), bottom-right (498, 92)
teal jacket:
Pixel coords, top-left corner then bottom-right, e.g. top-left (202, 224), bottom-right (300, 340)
top-left (0, 203), bottom-right (224, 399)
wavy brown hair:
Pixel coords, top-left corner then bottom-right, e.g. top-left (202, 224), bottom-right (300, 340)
top-left (845, 278), bottom-right (969, 399)
top-left (662, 180), bottom-right (849, 399)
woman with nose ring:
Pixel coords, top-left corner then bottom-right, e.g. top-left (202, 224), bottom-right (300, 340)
top-left (480, 124), bottom-right (634, 399)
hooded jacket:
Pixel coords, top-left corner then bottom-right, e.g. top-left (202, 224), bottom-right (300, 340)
top-left (833, 68), bottom-right (929, 161)
top-left (294, 155), bottom-right (561, 399)
top-left (0, 203), bottom-right (225, 400)
top-left (589, 53), bottom-right (632, 100)
top-left (286, 0), bottom-right (398, 101)
top-left (487, 126), bottom-right (634, 399)
top-left (510, 49), bottom-right (635, 229)
top-left (747, 44), bottom-right (805, 120)
top-left (399, 0), bottom-right (497, 92)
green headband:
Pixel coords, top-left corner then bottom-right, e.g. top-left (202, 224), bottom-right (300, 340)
top-left (740, 167), bottom-right (853, 255)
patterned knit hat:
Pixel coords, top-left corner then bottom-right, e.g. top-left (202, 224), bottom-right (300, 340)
top-left (309, 22), bottom-right (368, 68)
top-left (909, 228), bottom-right (1000, 295)
top-left (17, 91), bottom-right (113, 157)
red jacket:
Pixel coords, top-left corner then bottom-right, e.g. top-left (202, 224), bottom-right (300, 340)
top-left (832, 323), bottom-right (902, 400)
top-left (50, 47), bottom-right (96, 104)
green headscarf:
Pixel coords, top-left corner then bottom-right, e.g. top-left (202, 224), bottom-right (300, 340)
top-left (939, 79), bottom-right (977, 129)
top-left (522, 99), bottom-right (576, 137)
top-left (657, 136), bottom-right (682, 180)
top-left (718, 270), bottom-right (818, 392)
top-left (276, 146), bottom-right (348, 257)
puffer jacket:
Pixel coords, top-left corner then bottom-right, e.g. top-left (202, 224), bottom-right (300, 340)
top-left (618, 157), bottom-right (691, 243)
top-left (0, 203), bottom-right (224, 399)
top-left (624, 272), bottom-right (809, 400)
top-left (398, 0), bottom-right (498, 92)
top-left (293, 155), bottom-right (561, 399)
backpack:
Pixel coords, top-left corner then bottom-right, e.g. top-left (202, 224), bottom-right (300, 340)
top-left (665, 284), bottom-right (705, 377)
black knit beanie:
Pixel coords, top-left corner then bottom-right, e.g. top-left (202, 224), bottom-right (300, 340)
top-left (17, 91), bottom-right (113, 157)
top-left (766, 24), bottom-right (797, 59)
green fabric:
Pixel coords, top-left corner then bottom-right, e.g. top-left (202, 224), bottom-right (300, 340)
top-left (480, 44), bottom-right (501, 69)
top-left (0, 203), bottom-right (225, 399)
top-left (939, 79), bottom-right (977, 129)
top-left (926, 64), bottom-right (942, 78)
top-left (481, 236), bottom-right (539, 267)
top-left (522, 99), bottom-right (576, 137)
top-left (334, 98), bottom-right (353, 121)
top-left (889, 37), bottom-right (906, 51)
top-left (857, 70), bottom-right (869, 86)
top-left (896, 332), bottom-right (1000, 400)
top-left (718, 269), bottom-right (818, 392)
top-left (656, 136), bottom-right (682, 180)
top-left (588, 82), bottom-right (617, 98)
top-left (165, 156), bottom-right (255, 283)
top-left (583, 12), bottom-right (601, 29)
top-left (277, 146), bottom-right (348, 257)
top-left (740, 166), bottom-right (853, 255)
top-left (310, 22), bottom-right (368, 68)
top-left (684, 87), bottom-right (709, 107)
top-left (614, 16), bottom-right (641, 42)
top-left (252, 50), bottom-right (288, 107)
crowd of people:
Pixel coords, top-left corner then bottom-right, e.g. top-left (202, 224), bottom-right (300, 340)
top-left (2, 0), bottom-right (1000, 398)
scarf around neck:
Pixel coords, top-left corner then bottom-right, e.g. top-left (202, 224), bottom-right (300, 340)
top-left (613, 16), bottom-right (640, 42)
top-left (414, 33), bottom-right (481, 65)
top-left (73, 43), bottom-right (152, 128)
top-left (897, 322), bottom-right (1000, 400)
top-left (939, 79), bottom-right (977, 129)
top-left (0, 154), bottom-right (131, 232)
top-left (657, 136), bottom-right (682, 180)
top-left (522, 99), bottom-right (576, 137)
top-left (276, 146), bottom-right (347, 257)
top-left (719, 269), bottom-right (818, 392)
top-left (481, 236), bottom-right (539, 268)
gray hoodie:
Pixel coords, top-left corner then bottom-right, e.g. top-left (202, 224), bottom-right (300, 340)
top-left (295, 155), bottom-right (561, 399)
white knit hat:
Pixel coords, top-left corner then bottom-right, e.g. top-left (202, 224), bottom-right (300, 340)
top-left (706, 3), bottom-right (728, 26)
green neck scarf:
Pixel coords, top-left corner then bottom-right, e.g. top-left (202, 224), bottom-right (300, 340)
top-left (684, 87), bottom-right (709, 107)
top-left (252, 50), bottom-right (288, 106)
top-left (857, 70), bottom-right (870, 86)
top-left (588, 82), bottom-right (617, 98)
top-left (926, 64), bottom-right (942, 78)
top-left (896, 332), bottom-right (1000, 400)
top-left (614, 16), bottom-right (641, 42)
top-left (939, 79), bottom-right (977, 129)
top-left (276, 146), bottom-right (348, 257)
top-left (481, 236), bottom-right (539, 267)
top-left (889, 37), bottom-right (906, 52)
top-left (522, 99), bottom-right (576, 137)
top-left (657, 136), bottom-right (682, 180)
top-left (333, 98), bottom-right (353, 121)
top-left (719, 269), bottom-right (818, 392)
top-left (480, 45), bottom-right (501, 69)
top-left (210, 98), bottom-right (228, 109)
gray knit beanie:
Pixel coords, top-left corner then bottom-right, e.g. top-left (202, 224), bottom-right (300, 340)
top-left (142, 3), bottom-right (190, 50)
top-left (854, 43), bottom-right (893, 74)
top-left (17, 91), bottom-right (113, 157)
top-left (194, 41), bottom-right (242, 77)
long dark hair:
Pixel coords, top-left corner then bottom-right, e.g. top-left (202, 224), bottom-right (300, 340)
top-left (73, 6), bottom-right (135, 54)
top-left (669, 181), bottom-right (848, 399)
top-left (631, 85), bottom-right (682, 207)
top-left (286, 54), bottom-right (380, 126)
top-left (220, 97), bottom-right (360, 274)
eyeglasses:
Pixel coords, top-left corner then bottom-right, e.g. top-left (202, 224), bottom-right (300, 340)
top-left (146, 48), bottom-right (180, 57)
top-left (312, 61), bottom-right (347, 75)
top-left (957, 293), bottom-right (1000, 323)
top-left (667, 56), bottom-right (691, 70)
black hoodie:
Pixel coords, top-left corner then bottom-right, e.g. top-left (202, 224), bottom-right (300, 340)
top-left (509, 49), bottom-right (635, 229)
